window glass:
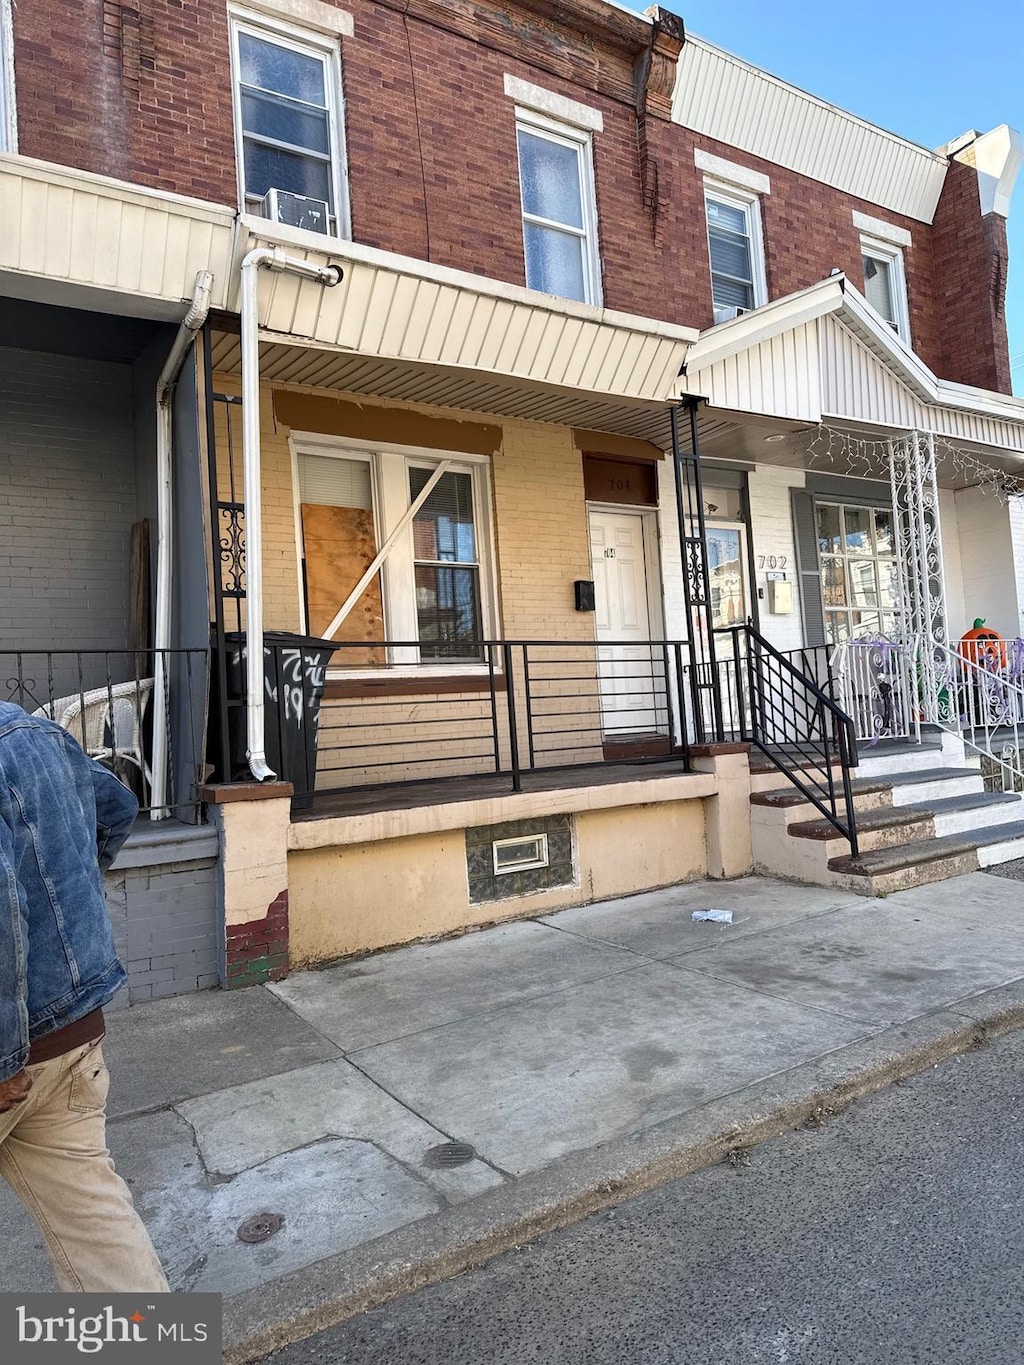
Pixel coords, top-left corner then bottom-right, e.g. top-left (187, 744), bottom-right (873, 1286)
top-left (707, 527), bottom-right (746, 629)
top-left (236, 29), bottom-right (334, 210)
top-left (817, 505), bottom-right (843, 556)
top-left (516, 120), bottom-right (596, 304)
top-left (874, 510), bottom-right (895, 557)
top-left (707, 195), bottom-right (755, 310)
top-left (843, 506), bottom-right (873, 556)
top-left (517, 130), bottom-right (584, 228)
top-left (862, 253), bottom-right (895, 327)
top-left (523, 223), bottom-right (586, 301)
top-left (816, 500), bottom-right (902, 642)
top-left (410, 468), bottom-right (482, 660)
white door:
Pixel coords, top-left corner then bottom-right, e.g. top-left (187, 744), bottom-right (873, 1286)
top-left (589, 509), bottom-right (663, 736)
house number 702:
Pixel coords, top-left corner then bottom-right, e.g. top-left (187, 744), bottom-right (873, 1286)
top-left (757, 554), bottom-right (788, 569)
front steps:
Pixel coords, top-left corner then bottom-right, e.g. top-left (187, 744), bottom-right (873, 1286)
top-left (749, 736), bottom-right (1024, 895)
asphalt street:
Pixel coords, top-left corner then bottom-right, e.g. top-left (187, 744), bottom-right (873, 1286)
top-left (266, 1024), bottom-right (1024, 1365)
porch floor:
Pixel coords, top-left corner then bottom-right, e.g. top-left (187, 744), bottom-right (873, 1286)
top-left (293, 759), bottom-right (692, 821)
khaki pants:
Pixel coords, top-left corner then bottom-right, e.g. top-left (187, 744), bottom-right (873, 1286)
top-left (0, 1040), bottom-right (169, 1292)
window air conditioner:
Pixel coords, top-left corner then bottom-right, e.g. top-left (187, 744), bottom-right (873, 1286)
top-left (261, 188), bottom-right (330, 235)
top-left (713, 304), bottom-right (749, 325)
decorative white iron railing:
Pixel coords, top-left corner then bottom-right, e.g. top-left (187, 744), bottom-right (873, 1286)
top-left (831, 635), bottom-right (919, 745)
top-left (929, 639), bottom-right (1024, 792)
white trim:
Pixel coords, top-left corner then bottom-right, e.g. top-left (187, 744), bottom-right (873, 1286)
top-left (852, 211), bottom-right (911, 249)
top-left (515, 108), bottom-right (602, 307)
top-left (0, 0), bottom-right (17, 154)
top-left (289, 433), bottom-right (498, 670)
top-left (230, 0), bottom-right (353, 37)
top-left (694, 148), bottom-right (770, 196)
top-left (961, 124), bottom-right (1023, 218)
top-left (704, 180), bottom-right (768, 312)
top-left (239, 212), bottom-right (697, 341)
top-left (228, 8), bottom-right (351, 239)
top-left (859, 235), bottom-right (910, 345)
top-left (503, 74), bottom-right (603, 132)
top-left (492, 833), bottom-right (549, 875)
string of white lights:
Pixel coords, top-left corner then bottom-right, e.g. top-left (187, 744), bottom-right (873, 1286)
top-left (805, 423), bottom-right (1024, 503)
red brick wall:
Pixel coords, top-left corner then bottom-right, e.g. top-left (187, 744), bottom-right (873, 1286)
top-left (10, 0), bottom-right (1011, 391)
top-left (931, 159), bottom-right (1012, 393)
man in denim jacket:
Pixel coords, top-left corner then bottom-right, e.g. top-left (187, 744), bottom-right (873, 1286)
top-left (0, 701), bottom-right (168, 1291)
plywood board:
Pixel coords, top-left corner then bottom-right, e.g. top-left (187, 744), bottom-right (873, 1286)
top-left (302, 503), bottom-right (385, 667)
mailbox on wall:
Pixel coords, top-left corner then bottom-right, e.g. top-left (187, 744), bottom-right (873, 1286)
top-left (574, 580), bottom-right (596, 612)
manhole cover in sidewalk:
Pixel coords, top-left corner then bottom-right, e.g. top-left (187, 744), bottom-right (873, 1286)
top-left (237, 1212), bottom-right (285, 1243)
top-left (424, 1142), bottom-right (477, 1168)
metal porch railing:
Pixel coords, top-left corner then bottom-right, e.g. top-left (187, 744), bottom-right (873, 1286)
top-left (0, 648), bottom-right (210, 821)
top-left (248, 637), bottom-right (694, 803)
top-left (718, 624), bottom-right (860, 854)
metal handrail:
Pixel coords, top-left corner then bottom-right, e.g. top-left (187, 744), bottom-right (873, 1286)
top-left (719, 624), bottom-right (860, 854)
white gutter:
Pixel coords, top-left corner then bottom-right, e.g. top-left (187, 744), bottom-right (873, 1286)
top-left (152, 269), bottom-right (213, 819)
top-left (240, 246), bottom-right (342, 781)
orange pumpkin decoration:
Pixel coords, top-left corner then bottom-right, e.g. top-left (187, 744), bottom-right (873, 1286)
top-left (959, 618), bottom-right (1007, 669)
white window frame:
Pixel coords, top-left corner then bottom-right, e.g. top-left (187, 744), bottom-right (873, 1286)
top-left (860, 235), bottom-right (910, 343)
top-left (228, 7), bottom-right (351, 239)
top-left (514, 106), bottom-right (602, 307)
top-left (0, 0), bottom-right (17, 154)
top-left (703, 180), bottom-right (767, 318)
top-left (290, 434), bottom-right (499, 675)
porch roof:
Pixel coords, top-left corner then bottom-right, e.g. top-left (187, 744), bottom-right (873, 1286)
top-left (220, 216), bottom-right (696, 414)
top-left (679, 275), bottom-right (1024, 461)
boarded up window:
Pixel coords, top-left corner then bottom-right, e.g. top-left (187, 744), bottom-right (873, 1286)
top-left (299, 454), bottom-right (384, 665)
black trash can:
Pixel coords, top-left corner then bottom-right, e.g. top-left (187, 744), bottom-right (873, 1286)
top-left (218, 631), bottom-right (335, 806)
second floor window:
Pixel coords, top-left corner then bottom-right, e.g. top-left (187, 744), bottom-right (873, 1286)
top-left (705, 186), bottom-right (766, 321)
top-left (861, 238), bottom-right (910, 343)
top-left (231, 16), bottom-right (349, 237)
top-left (515, 111), bottom-right (601, 305)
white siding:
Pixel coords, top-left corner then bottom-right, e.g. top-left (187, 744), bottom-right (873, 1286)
top-left (938, 488), bottom-right (967, 642)
top-left (1011, 499), bottom-right (1024, 640)
top-left (674, 38), bottom-right (947, 224)
top-left (684, 320), bottom-right (822, 421)
top-left (953, 486), bottom-right (1019, 639)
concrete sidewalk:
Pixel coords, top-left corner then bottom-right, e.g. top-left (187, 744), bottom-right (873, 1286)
top-left (5, 871), bottom-right (1024, 1358)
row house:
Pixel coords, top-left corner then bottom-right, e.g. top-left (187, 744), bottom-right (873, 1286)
top-left (2, 0), bottom-right (1024, 995)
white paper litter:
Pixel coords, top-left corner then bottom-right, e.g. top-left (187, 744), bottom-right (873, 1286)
top-left (691, 909), bottom-right (734, 924)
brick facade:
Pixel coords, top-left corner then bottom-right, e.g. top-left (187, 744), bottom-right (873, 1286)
top-left (9, 0), bottom-right (1012, 388)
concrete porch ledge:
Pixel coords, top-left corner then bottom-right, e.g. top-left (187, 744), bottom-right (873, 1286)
top-left (110, 819), bottom-right (219, 870)
top-left (287, 770), bottom-right (717, 851)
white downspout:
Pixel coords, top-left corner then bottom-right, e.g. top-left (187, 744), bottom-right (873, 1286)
top-left (240, 246), bottom-right (342, 781)
top-left (152, 269), bottom-right (214, 819)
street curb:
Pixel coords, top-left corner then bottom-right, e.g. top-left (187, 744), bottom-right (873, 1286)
top-left (222, 983), bottom-right (1024, 1362)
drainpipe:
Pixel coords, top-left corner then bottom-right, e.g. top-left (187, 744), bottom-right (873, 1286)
top-left (152, 270), bottom-right (214, 819)
top-left (240, 247), bottom-right (342, 780)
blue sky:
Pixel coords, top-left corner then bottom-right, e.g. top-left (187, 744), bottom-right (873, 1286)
top-left (618, 0), bottom-right (1024, 392)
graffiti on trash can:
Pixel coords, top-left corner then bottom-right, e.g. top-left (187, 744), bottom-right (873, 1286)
top-left (264, 648), bottom-right (327, 731)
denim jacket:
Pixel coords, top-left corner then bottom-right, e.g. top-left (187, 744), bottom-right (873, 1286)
top-left (0, 702), bottom-right (137, 1081)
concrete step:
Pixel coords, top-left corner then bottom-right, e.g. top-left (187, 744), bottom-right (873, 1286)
top-left (787, 806), bottom-right (932, 853)
top-left (899, 791), bottom-right (1024, 838)
top-left (853, 741), bottom-right (947, 780)
top-left (885, 767), bottom-right (986, 806)
top-left (828, 820), bottom-right (1024, 894)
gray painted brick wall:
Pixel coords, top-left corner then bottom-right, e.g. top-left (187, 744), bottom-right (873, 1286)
top-left (104, 858), bottom-right (220, 1005)
top-left (0, 347), bottom-right (138, 659)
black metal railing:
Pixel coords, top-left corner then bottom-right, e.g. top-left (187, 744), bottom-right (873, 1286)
top-left (249, 638), bottom-right (692, 802)
top-left (0, 649), bottom-right (210, 821)
top-left (717, 624), bottom-right (859, 853)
